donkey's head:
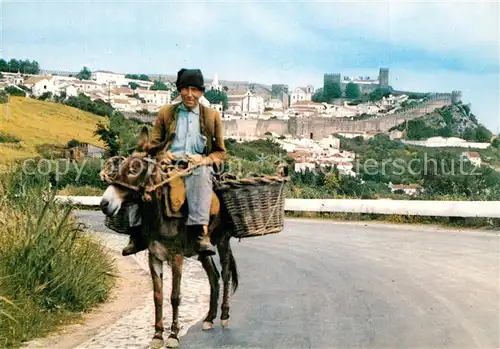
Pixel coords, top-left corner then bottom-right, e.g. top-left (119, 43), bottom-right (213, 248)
top-left (99, 126), bottom-right (165, 217)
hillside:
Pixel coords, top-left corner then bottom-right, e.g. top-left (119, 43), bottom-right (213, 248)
top-left (390, 102), bottom-right (493, 142)
top-left (0, 97), bottom-right (108, 164)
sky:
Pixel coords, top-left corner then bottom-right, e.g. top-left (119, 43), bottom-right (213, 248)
top-left (2, 0), bottom-right (499, 132)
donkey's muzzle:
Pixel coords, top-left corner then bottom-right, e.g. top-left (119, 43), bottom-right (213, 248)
top-left (100, 198), bottom-right (110, 214)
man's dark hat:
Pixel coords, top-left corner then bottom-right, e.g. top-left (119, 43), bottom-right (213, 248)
top-left (176, 68), bottom-right (205, 92)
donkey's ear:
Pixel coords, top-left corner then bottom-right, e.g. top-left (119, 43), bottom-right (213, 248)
top-left (137, 126), bottom-right (150, 145)
top-left (139, 126), bottom-right (149, 140)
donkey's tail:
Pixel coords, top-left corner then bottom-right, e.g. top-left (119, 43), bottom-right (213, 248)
top-left (228, 241), bottom-right (239, 294)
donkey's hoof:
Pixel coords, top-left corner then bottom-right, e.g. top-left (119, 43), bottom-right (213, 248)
top-left (150, 337), bottom-right (164, 349)
top-left (221, 318), bottom-right (230, 328)
top-left (202, 321), bottom-right (214, 330)
top-left (166, 336), bottom-right (179, 348)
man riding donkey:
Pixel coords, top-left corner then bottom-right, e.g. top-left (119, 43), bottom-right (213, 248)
top-left (122, 68), bottom-right (226, 257)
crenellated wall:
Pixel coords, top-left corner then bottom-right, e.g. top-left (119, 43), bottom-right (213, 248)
top-left (222, 95), bottom-right (452, 140)
top-left (124, 94), bottom-right (453, 140)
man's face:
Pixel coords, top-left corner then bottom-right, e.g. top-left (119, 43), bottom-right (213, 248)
top-left (180, 86), bottom-right (202, 109)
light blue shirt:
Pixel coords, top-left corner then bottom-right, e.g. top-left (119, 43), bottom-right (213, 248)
top-left (168, 103), bottom-right (207, 156)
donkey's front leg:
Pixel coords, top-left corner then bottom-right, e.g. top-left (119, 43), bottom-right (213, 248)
top-left (166, 254), bottom-right (183, 348)
top-left (149, 253), bottom-right (164, 349)
top-left (199, 254), bottom-right (220, 330)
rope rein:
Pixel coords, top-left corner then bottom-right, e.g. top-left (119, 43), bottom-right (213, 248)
top-left (100, 155), bottom-right (290, 202)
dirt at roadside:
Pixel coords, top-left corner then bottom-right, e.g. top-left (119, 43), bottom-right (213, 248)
top-left (22, 249), bottom-right (151, 349)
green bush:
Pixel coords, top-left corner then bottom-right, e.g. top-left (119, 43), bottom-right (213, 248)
top-left (5, 86), bottom-right (26, 97)
top-left (0, 90), bottom-right (8, 104)
top-left (0, 132), bottom-right (21, 143)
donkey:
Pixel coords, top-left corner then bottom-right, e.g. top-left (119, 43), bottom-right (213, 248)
top-left (99, 126), bottom-right (239, 348)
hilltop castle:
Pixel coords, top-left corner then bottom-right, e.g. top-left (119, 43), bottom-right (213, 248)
top-left (324, 67), bottom-right (390, 94)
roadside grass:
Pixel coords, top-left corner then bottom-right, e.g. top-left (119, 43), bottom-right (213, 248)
top-left (0, 170), bottom-right (116, 348)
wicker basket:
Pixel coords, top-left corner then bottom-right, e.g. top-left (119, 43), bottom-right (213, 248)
top-left (104, 202), bottom-right (133, 234)
top-left (215, 174), bottom-right (289, 238)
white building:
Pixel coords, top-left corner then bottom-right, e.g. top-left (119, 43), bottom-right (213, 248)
top-left (2, 72), bottom-right (23, 85)
top-left (111, 87), bottom-right (134, 98)
top-left (265, 98), bottom-right (283, 110)
top-left (124, 78), bottom-right (153, 89)
top-left (389, 183), bottom-right (424, 195)
top-left (23, 76), bottom-right (56, 97)
top-left (72, 80), bottom-right (102, 93)
top-left (227, 90), bottom-right (264, 114)
top-left (293, 158), bottom-right (356, 178)
top-left (91, 70), bottom-right (126, 86)
top-left (111, 98), bottom-right (141, 112)
top-left (58, 84), bottom-right (78, 97)
top-left (211, 102), bottom-right (223, 113)
top-left (402, 137), bottom-right (491, 149)
top-left (135, 89), bottom-right (171, 106)
top-left (461, 151), bottom-right (482, 167)
top-left (318, 135), bottom-right (341, 150)
top-left (290, 85), bottom-right (314, 104)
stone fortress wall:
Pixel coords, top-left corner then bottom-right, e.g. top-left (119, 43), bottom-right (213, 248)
top-left (123, 93), bottom-right (452, 140)
top-left (222, 93), bottom-right (452, 140)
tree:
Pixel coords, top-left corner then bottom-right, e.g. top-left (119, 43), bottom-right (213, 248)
top-left (150, 79), bottom-right (167, 91)
top-left (312, 88), bottom-right (327, 103)
top-left (67, 139), bottom-right (81, 148)
top-left (462, 126), bottom-right (493, 142)
top-left (0, 59), bottom-right (40, 74)
top-left (323, 82), bottom-right (342, 102)
top-left (5, 86), bottom-right (26, 97)
top-left (77, 66), bottom-right (92, 80)
top-left (125, 74), bottom-right (150, 81)
top-left (94, 122), bottom-right (119, 157)
top-left (369, 88), bottom-right (391, 102)
top-left (0, 59), bottom-right (8, 72)
top-left (7, 59), bottom-right (20, 73)
top-left (128, 82), bottom-right (140, 90)
top-left (0, 90), bottom-right (8, 104)
top-left (204, 89), bottom-right (228, 110)
top-left (171, 90), bottom-right (179, 100)
top-left (492, 137), bottom-right (500, 149)
top-left (345, 82), bottom-right (360, 99)
top-left (474, 125), bottom-right (493, 142)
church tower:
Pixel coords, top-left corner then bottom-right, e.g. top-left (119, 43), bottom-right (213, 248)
top-left (211, 73), bottom-right (222, 91)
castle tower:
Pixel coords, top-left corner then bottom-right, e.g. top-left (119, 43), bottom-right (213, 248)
top-left (324, 73), bottom-right (341, 88)
top-left (451, 90), bottom-right (462, 104)
top-left (379, 67), bottom-right (389, 88)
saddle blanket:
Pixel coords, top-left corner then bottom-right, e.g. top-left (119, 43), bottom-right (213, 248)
top-left (164, 168), bottom-right (220, 218)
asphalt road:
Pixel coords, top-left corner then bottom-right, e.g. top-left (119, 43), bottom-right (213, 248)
top-left (77, 210), bottom-right (499, 349)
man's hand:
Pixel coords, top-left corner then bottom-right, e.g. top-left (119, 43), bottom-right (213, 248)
top-left (189, 154), bottom-right (213, 166)
top-left (164, 151), bottom-right (176, 161)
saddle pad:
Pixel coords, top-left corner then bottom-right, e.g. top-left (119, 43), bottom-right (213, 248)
top-left (169, 168), bottom-right (186, 213)
top-left (164, 168), bottom-right (220, 218)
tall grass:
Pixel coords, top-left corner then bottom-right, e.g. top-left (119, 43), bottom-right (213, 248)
top-left (0, 170), bottom-right (116, 348)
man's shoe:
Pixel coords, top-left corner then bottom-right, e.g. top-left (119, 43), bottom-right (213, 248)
top-left (122, 226), bottom-right (147, 256)
top-left (198, 225), bottom-right (216, 256)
